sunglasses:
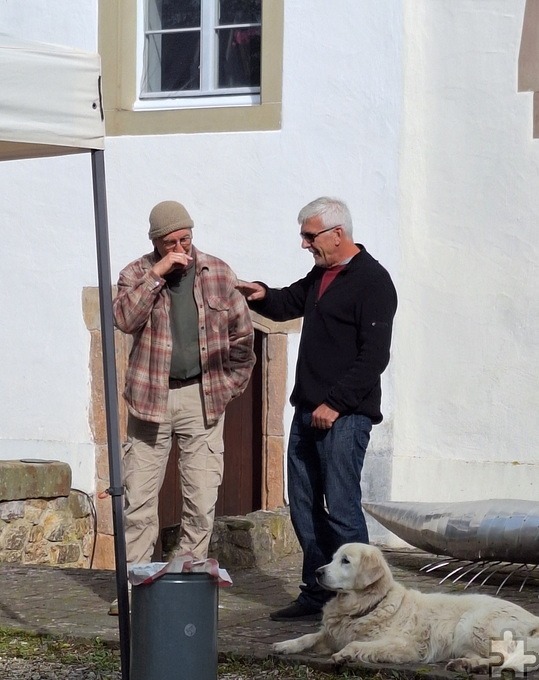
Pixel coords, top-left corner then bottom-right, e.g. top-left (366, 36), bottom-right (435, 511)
top-left (300, 225), bottom-right (341, 244)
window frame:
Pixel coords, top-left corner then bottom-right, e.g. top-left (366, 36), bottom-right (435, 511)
top-left (98, 0), bottom-right (283, 136)
top-left (140, 0), bottom-right (262, 100)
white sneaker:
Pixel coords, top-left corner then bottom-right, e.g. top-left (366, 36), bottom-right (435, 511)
top-left (108, 588), bottom-right (131, 616)
top-left (108, 598), bottom-right (119, 616)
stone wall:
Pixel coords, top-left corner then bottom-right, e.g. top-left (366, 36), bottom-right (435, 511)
top-left (163, 508), bottom-right (301, 568)
top-left (0, 461), bottom-right (94, 568)
top-left (0, 459), bottom-right (301, 569)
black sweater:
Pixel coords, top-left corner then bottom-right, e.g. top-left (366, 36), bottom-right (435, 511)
top-left (249, 246), bottom-right (397, 423)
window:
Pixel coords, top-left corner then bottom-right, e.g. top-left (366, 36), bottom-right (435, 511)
top-left (142, 0), bottom-right (261, 99)
top-left (99, 0), bottom-right (282, 136)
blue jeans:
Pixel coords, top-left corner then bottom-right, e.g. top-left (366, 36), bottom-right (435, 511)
top-left (288, 407), bottom-right (372, 609)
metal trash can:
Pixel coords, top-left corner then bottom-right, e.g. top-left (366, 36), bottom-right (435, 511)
top-left (130, 572), bottom-right (218, 680)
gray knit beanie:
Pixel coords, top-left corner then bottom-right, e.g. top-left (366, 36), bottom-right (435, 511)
top-left (148, 201), bottom-right (194, 240)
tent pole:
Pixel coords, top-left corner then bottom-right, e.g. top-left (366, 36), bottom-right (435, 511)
top-left (91, 149), bottom-right (131, 680)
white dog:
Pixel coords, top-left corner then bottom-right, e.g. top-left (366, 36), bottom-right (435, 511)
top-left (273, 543), bottom-right (539, 673)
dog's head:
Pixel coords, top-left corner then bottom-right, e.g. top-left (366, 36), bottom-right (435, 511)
top-left (316, 543), bottom-right (393, 593)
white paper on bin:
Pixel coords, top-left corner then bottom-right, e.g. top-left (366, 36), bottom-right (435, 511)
top-left (128, 554), bottom-right (233, 587)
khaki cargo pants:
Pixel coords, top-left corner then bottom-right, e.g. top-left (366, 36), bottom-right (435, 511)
top-left (122, 382), bottom-right (224, 565)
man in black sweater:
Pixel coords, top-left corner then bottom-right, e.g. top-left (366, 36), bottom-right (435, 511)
top-left (237, 196), bottom-right (397, 620)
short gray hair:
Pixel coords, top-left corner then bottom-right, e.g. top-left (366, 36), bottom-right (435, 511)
top-left (297, 197), bottom-right (353, 238)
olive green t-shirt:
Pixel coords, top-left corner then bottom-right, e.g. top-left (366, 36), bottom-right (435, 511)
top-left (166, 263), bottom-right (201, 380)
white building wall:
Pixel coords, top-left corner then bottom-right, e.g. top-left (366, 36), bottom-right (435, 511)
top-left (0, 152), bottom-right (99, 490)
top-left (0, 0), bottom-right (96, 51)
top-left (0, 1), bottom-right (403, 498)
top-left (0, 5), bottom-right (100, 491)
top-left (4, 0), bottom-right (537, 517)
top-left (393, 0), bottom-right (539, 504)
top-left (0, 0), bottom-right (539, 524)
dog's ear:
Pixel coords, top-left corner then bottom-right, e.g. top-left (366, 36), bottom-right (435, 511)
top-left (357, 549), bottom-right (388, 589)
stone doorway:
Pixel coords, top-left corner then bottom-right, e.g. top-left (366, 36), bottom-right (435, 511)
top-left (83, 287), bottom-right (300, 569)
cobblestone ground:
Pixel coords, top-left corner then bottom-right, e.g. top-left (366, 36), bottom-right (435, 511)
top-left (2, 549), bottom-right (539, 679)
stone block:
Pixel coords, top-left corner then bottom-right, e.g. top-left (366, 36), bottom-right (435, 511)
top-left (95, 444), bottom-right (111, 482)
top-left (83, 286), bottom-right (130, 445)
top-left (26, 499), bottom-right (48, 510)
top-left (221, 518), bottom-right (255, 531)
top-left (162, 507), bottom-right (300, 568)
top-left (1, 524), bottom-right (28, 550)
top-left (208, 508), bottom-right (300, 568)
top-left (250, 311), bottom-right (301, 335)
top-left (0, 460), bottom-right (71, 502)
top-left (95, 480), bottom-right (114, 535)
top-left (0, 549), bottom-right (23, 563)
top-left (82, 531), bottom-right (95, 560)
top-left (28, 525), bottom-right (44, 543)
top-left (82, 286), bottom-right (102, 331)
top-left (92, 533), bottom-right (116, 570)
top-left (42, 514), bottom-right (70, 542)
top-left (226, 527), bottom-right (253, 549)
top-left (89, 331), bottom-right (107, 445)
top-left (0, 500), bottom-right (25, 521)
top-left (24, 542), bottom-right (51, 564)
top-left (50, 543), bottom-right (82, 566)
top-left (24, 503), bottom-right (45, 525)
top-left (265, 334), bottom-right (287, 436)
top-left (75, 517), bottom-right (93, 541)
top-left (49, 496), bottom-right (69, 511)
top-left (68, 491), bottom-right (92, 519)
top-left (88, 330), bottom-right (130, 444)
top-left (265, 436), bottom-right (285, 509)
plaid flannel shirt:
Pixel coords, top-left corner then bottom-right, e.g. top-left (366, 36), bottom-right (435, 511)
top-left (113, 247), bottom-right (255, 424)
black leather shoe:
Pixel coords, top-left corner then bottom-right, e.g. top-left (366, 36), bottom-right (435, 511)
top-left (269, 600), bottom-right (322, 621)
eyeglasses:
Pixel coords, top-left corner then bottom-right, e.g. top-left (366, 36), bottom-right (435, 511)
top-left (162, 234), bottom-right (192, 250)
top-left (300, 225), bottom-right (341, 244)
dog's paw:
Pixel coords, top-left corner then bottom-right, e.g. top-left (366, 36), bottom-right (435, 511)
top-left (272, 640), bottom-right (294, 654)
top-left (331, 650), bottom-right (353, 665)
top-left (446, 658), bottom-right (472, 673)
top-left (332, 642), bottom-right (364, 665)
top-left (446, 658), bottom-right (489, 674)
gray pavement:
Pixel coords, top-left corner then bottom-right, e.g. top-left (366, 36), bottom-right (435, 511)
top-left (2, 549), bottom-right (539, 678)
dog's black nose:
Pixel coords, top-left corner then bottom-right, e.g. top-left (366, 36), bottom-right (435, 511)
top-left (315, 566), bottom-right (325, 577)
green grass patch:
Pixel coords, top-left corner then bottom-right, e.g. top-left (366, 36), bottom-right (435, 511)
top-left (0, 627), bottom-right (119, 673)
top-left (0, 627), bottom-right (414, 679)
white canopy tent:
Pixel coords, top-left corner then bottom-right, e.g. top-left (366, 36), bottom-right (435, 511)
top-left (0, 34), bottom-right (104, 158)
top-left (0, 34), bottom-right (130, 680)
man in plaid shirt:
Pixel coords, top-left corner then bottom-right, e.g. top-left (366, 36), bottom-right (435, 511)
top-left (110, 201), bottom-right (255, 613)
